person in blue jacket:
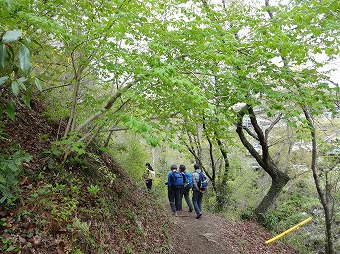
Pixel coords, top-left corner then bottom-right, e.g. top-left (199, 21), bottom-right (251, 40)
top-left (178, 164), bottom-right (193, 212)
top-left (167, 164), bottom-right (184, 215)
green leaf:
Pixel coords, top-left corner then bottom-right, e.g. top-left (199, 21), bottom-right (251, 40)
top-left (17, 77), bottom-right (27, 91)
top-left (6, 102), bottom-right (15, 121)
top-left (0, 44), bottom-right (9, 68)
top-left (0, 76), bottom-right (9, 86)
top-left (6, 245), bottom-right (16, 252)
top-left (2, 30), bottom-right (22, 44)
top-left (24, 86), bottom-right (33, 109)
top-left (11, 81), bottom-right (19, 96)
top-left (17, 77), bottom-right (27, 83)
top-left (0, 174), bottom-right (5, 183)
top-left (7, 162), bottom-right (18, 172)
top-left (34, 77), bottom-right (42, 91)
top-left (329, 2), bottom-right (339, 11)
top-left (19, 44), bottom-right (31, 75)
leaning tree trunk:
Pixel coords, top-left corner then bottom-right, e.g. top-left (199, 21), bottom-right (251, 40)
top-left (236, 104), bottom-right (290, 223)
top-left (254, 165), bottom-right (290, 221)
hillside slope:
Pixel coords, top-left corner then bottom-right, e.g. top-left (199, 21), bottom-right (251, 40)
top-left (0, 99), bottom-right (296, 253)
top-left (0, 99), bottom-right (170, 253)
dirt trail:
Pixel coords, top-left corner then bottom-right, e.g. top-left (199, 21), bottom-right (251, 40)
top-left (167, 208), bottom-right (297, 254)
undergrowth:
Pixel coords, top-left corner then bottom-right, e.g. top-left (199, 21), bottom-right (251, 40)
top-left (0, 149), bottom-right (171, 253)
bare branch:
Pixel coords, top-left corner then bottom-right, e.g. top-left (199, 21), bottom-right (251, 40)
top-left (265, 0), bottom-right (274, 19)
top-left (243, 125), bottom-right (259, 141)
top-left (265, 113), bottom-right (282, 139)
top-left (41, 83), bottom-right (71, 93)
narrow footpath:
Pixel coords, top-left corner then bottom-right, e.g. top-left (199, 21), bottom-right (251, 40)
top-left (167, 208), bottom-right (297, 254)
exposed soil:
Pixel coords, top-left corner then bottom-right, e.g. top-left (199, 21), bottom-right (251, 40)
top-left (0, 98), bottom-right (63, 169)
top-left (167, 208), bottom-right (297, 254)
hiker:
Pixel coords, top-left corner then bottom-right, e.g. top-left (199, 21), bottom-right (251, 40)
top-left (167, 164), bottom-right (184, 215)
top-left (179, 164), bottom-right (193, 212)
top-left (143, 163), bottom-right (155, 190)
top-left (192, 163), bottom-right (208, 219)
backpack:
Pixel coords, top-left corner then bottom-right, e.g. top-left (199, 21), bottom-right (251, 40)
top-left (197, 172), bottom-right (208, 190)
top-left (184, 172), bottom-right (193, 189)
top-left (172, 171), bottom-right (184, 187)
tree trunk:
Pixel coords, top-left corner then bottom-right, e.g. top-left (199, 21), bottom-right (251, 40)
top-left (236, 105), bottom-right (290, 222)
top-left (64, 52), bottom-right (82, 138)
top-left (324, 186), bottom-right (334, 254)
top-left (303, 107), bottom-right (334, 254)
top-left (254, 167), bottom-right (289, 221)
top-left (215, 136), bottom-right (230, 211)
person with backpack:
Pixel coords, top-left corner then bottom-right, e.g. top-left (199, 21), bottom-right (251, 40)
top-left (167, 164), bottom-right (184, 215)
top-left (192, 163), bottom-right (208, 219)
top-left (143, 163), bottom-right (155, 190)
top-left (179, 164), bottom-right (193, 212)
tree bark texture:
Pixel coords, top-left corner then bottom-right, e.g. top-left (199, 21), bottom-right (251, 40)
top-left (236, 105), bottom-right (290, 222)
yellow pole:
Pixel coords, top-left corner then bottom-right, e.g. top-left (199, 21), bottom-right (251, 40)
top-left (265, 217), bottom-right (313, 244)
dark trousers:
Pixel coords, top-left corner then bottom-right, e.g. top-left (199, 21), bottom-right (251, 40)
top-left (168, 187), bottom-right (181, 213)
top-left (179, 187), bottom-right (193, 211)
top-left (145, 180), bottom-right (152, 190)
top-left (192, 190), bottom-right (203, 215)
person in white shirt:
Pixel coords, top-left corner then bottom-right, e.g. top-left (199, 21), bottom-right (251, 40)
top-left (143, 163), bottom-right (155, 190)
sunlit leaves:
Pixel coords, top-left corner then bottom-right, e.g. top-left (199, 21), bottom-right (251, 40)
top-left (123, 116), bottom-right (153, 134)
top-left (142, 134), bottom-right (159, 147)
top-left (1, 0), bottom-right (338, 151)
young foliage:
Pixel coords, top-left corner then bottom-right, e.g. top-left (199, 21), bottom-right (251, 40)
top-left (0, 148), bottom-right (32, 204)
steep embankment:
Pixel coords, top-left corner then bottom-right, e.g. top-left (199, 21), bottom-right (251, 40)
top-left (0, 99), bottom-right (171, 253)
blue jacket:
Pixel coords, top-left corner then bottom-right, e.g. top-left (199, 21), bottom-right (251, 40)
top-left (167, 169), bottom-right (177, 187)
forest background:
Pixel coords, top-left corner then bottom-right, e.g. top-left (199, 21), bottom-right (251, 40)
top-left (0, 0), bottom-right (339, 253)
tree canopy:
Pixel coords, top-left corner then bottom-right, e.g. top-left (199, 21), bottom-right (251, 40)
top-left (1, 0), bottom-right (339, 252)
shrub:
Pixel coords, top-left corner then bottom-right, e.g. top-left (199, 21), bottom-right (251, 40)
top-left (0, 147), bottom-right (31, 204)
